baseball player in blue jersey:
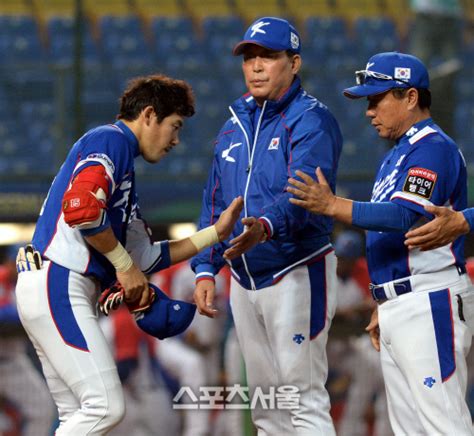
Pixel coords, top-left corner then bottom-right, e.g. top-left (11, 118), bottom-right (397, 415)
top-left (14, 74), bottom-right (243, 435)
top-left (191, 17), bottom-right (343, 435)
top-left (287, 52), bottom-right (474, 435)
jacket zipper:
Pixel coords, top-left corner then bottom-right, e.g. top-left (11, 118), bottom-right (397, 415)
top-left (228, 102), bottom-right (267, 290)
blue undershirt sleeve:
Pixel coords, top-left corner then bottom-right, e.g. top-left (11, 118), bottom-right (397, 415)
top-left (352, 201), bottom-right (420, 232)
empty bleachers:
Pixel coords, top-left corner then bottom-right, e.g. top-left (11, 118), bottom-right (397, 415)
top-left (0, 0), bottom-right (472, 203)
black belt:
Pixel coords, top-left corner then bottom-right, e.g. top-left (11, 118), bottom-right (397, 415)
top-left (370, 265), bottom-right (467, 302)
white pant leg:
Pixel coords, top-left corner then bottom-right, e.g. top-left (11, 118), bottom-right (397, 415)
top-left (373, 386), bottom-right (392, 436)
top-left (231, 252), bottom-right (337, 436)
top-left (0, 353), bottom-right (55, 436)
top-left (15, 263), bottom-right (125, 435)
top-left (230, 277), bottom-right (285, 435)
top-left (156, 337), bottom-right (210, 436)
top-left (380, 336), bottom-right (425, 435)
top-left (379, 281), bottom-right (474, 436)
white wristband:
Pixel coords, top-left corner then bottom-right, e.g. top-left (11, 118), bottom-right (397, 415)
top-left (189, 225), bottom-right (219, 251)
top-left (104, 242), bottom-right (134, 272)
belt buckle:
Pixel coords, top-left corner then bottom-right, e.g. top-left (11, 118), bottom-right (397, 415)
top-left (369, 283), bottom-right (383, 302)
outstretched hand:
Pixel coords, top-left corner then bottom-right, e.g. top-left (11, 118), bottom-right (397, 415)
top-left (287, 167), bottom-right (336, 216)
top-left (404, 206), bottom-right (469, 251)
top-left (223, 217), bottom-right (265, 260)
top-left (215, 196), bottom-right (244, 242)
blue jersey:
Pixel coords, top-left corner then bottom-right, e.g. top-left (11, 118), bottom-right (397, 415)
top-left (192, 77), bottom-right (343, 289)
top-left (33, 121), bottom-right (170, 289)
top-left (367, 118), bottom-right (467, 284)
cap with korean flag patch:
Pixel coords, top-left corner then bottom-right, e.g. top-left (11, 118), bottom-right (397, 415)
top-left (343, 52), bottom-right (430, 99)
top-left (233, 17), bottom-right (301, 56)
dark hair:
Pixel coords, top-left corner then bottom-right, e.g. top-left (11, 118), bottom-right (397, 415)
top-left (391, 87), bottom-right (431, 109)
top-left (118, 74), bottom-right (195, 122)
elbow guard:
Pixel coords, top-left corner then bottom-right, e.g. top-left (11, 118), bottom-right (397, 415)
top-left (63, 165), bottom-right (111, 229)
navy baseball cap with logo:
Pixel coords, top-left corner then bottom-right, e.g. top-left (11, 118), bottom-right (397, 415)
top-left (233, 17), bottom-right (301, 56)
top-left (135, 283), bottom-right (196, 340)
top-left (343, 52), bottom-right (430, 99)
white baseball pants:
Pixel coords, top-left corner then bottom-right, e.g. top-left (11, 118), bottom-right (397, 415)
top-left (230, 252), bottom-right (337, 435)
top-left (379, 273), bottom-right (474, 435)
top-left (15, 261), bottom-right (125, 435)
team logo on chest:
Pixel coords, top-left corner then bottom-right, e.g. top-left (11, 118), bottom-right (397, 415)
top-left (222, 142), bottom-right (242, 163)
top-left (372, 154), bottom-right (406, 202)
top-left (268, 137), bottom-right (280, 150)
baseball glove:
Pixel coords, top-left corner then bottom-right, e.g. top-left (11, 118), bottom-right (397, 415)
top-left (99, 281), bottom-right (156, 316)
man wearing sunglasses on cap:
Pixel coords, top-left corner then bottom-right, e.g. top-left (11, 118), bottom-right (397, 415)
top-left (287, 51), bottom-right (474, 435)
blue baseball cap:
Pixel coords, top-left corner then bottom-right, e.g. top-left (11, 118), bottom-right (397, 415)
top-left (343, 52), bottom-right (430, 99)
top-left (233, 17), bottom-right (301, 56)
top-left (135, 283), bottom-right (196, 340)
top-left (334, 231), bottom-right (364, 259)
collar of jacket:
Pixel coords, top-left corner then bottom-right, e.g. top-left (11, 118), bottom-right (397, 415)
top-left (232, 76), bottom-right (302, 118)
top-left (114, 120), bottom-right (140, 158)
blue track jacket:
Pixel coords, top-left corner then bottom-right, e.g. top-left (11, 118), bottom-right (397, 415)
top-left (191, 77), bottom-right (343, 290)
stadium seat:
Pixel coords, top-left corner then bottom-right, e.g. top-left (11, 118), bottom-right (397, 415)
top-left (334, 0), bottom-right (383, 20)
top-left (0, 15), bottom-right (38, 38)
top-left (81, 68), bottom-right (120, 102)
top-left (5, 68), bottom-right (54, 101)
top-left (353, 17), bottom-right (400, 57)
top-left (82, 96), bottom-right (118, 130)
top-left (134, 0), bottom-right (182, 20)
top-left (156, 35), bottom-right (205, 71)
top-left (185, 0), bottom-right (233, 20)
top-left (202, 16), bottom-right (244, 60)
top-left (0, 0), bottom-right (33, 16)
top-left (0, 15), bottom-right (44, 63)
top-left (234, 0), bottom-right (286, 24)
top-left (83, 0), bottom-right (132, 19)
top-left (305, 16), bottom-right (347, 37)
top-left (285, 0), bottom-right (336, 27)
top-left (99, 15), bottom-right (151, 67)
top-left (151, 16), bottom-right (199, 66)
top-left (382, 0), bottom-right (412, 31)
top-left (34, 0), bottom-right (75, 19)
top-left (20, 101), bottom-right (54, 122)
top-left (47, 16), bottom-right (99, 65)
top-left (2, 35), bottom-right (45, 63)
top-left (202, 15), bottom-right (244, 39)
top-left (151, 16), bottom-right (194, 39)
top-left (304, 17), bottom-right (350, 63)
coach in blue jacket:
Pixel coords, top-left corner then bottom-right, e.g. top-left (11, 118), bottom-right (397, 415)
top-left (192, 17), bottom-right (343, 434)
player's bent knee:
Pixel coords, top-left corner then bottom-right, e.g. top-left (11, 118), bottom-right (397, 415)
top-left (104, 397), bottom-right (126, 429)
top-left (84, 384), bottom-right (126, 432)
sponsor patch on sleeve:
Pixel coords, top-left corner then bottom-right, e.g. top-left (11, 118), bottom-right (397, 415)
top-left (402, 167), bottom-right (437, 199)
